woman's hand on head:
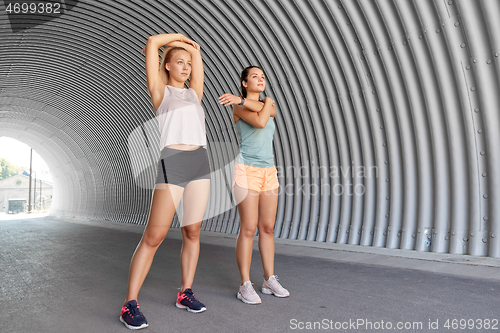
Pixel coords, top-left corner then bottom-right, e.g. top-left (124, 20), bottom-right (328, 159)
top-left (188, 40), bottom-right (201, 50)
top-left (219, 93), bottom-right (242, 106)
top-left (179, 35), bottom-right (200, 50)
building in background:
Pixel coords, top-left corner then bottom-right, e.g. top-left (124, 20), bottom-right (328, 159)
top-left (0, 172), bottom-right (53, 214)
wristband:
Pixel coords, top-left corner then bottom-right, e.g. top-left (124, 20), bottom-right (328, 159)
top-left (239, 97), bottom-right (245, 106)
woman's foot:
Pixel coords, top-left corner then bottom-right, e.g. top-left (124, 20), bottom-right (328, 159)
top-left (262, 275), bottom-right (290, 297)
top-left (176, 288), bottom-right (207, 313)
top-left (120, 300), bottom-right (149, 330)
top-left (237, 281), bottom-right (262, 304)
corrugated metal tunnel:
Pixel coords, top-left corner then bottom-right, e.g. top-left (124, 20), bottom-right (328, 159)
top-left (1, 0), bottom-right (499, 257)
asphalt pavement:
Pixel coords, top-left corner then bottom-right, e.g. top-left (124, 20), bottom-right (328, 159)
top-left (2, 216), bottom-right (499, 333)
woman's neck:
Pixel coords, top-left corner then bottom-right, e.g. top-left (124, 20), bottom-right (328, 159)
top-left (167, 79), bottom-right (185, 89)
top-left (246, 92), bottom-right (260, 101)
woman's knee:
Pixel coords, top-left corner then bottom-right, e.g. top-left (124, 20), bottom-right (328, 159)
top-left (142, 230), bottom-right (167, 248)
top-left (240, 225), bottom-right (257, 238)
top-left (258, 221), bottom-right (275, 235)
top-left (182, 225), bottom-right (200, 241)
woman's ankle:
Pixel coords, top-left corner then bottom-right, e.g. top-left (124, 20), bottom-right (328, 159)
top-left (123, 298), bottom-right (136, 306)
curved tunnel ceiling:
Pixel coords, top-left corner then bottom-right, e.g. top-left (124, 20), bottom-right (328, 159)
top-left (1, 0), bottom-right (499, 257)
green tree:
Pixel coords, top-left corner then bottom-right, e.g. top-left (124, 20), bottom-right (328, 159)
top-left (0, 158), bottom-right (25, 180)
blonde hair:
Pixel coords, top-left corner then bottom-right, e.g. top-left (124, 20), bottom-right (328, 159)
top-left (159, 46), bottom-right (189, 85)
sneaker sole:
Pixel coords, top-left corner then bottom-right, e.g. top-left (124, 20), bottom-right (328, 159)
top-left (175, 301), bottom-right (206, 313)
top-left (262, 287), bottom-right (290, 298)
top-left (237, 291), bottom-right (261, 304)
top-left (119, 315), bottom-right (149, 330)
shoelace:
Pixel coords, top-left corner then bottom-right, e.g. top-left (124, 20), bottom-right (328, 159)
top-left (242, 282), bottom-right (257, 294)
top-left (128, 304), bottom-right (143, 318)
top-left (183, 290), bottom-right (200, 302)
top-left (266, 275), bottom-right (283, 290)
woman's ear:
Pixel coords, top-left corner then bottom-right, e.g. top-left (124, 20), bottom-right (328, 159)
top-left (242, 81), bottom-right (247, 88)
top-left (165, 63), bottom-right (170, 72)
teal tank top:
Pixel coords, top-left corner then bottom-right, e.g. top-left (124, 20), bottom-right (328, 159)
top-left (235, 116), bottom-right (275, 167)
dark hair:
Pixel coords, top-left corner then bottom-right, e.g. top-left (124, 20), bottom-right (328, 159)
top-left (240, 65), bottom-right (264, 98)
top-left (159, 46), bottom-right (189, 85)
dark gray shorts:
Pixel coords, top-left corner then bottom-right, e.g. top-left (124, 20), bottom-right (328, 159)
top-left (155, 146), bottom-right (211, 187)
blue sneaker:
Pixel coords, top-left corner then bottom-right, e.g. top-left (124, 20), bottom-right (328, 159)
top-left (120, 300), bottom-right (148, 330)
top-left (175, 288), bottom-right (206, 313)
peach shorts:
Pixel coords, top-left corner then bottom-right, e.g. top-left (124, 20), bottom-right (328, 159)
top-left (232, 162), bottom-right (280, 193)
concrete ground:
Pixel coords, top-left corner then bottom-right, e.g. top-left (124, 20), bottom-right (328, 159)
top-left (2, 216), bottom-right (500, 333)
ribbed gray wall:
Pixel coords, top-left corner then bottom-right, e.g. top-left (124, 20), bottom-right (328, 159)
top-left (1, 0), bottom-right (499, 257)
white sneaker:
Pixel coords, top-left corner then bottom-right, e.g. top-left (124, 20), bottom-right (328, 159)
top-left (262, 275), bottom-right (290, 297)
top-left (237, 281), bottom-right (262, 304)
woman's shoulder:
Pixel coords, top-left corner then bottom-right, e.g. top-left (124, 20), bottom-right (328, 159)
top-left (186, 87), bottom-right (203, 104)
top-left (187, 86), bottom-right (199, 96)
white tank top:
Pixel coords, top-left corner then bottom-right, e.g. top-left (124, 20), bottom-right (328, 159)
top-left (155, 84), bottom-right (207, 149)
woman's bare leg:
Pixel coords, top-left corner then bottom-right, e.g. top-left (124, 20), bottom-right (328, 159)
top-left (257, 188), bottom-right (279, 280)
top-left (234, 184), bottom-right (260, 285)
top-left (179, 178), bottom-right (210, 291)
top-left (125, 184), bottom-right (184, 303)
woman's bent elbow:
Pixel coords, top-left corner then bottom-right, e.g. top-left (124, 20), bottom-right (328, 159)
top-left (147, 36), bottom-right (158, 46)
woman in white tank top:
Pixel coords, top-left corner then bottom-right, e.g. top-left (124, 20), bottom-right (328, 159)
top-left (119, 33), bottom-right (210, 329)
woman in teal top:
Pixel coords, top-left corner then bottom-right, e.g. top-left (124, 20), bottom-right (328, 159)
top-left (220, 66), bottom-right (290, 304)
top-left (235, 111), bottom-right (275, 167)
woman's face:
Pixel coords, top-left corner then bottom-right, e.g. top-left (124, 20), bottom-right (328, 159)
top-left (165, 50), bottom-right (192, 83)
top-left (244, 68), bottom-right (265, 93)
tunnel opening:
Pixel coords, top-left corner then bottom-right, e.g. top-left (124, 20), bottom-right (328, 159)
top-left (0, 136), bottom-right (53, 219)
